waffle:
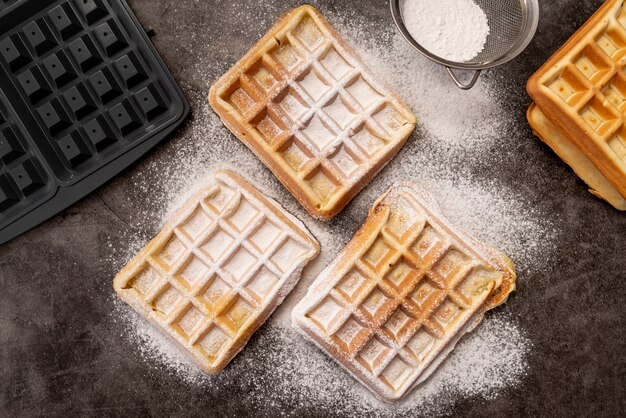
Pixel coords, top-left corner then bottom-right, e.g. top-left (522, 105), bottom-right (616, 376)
top-left (209, 5), bottom-right (416, 220)
top-left (114, 169), bottom-right (319, 374)
top-left (292, 181), bottom-right (516, 402)
top-left (527, 0), bottom-right (626, 205)
top-left (528, 103), bottom-right (626, 210)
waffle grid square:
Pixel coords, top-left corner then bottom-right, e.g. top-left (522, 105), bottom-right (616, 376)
top-left (293, 182), bottom-right (516, 401)
top-left (114, 170), bottom-right (319, 374)
top-left (210, 5), bottom-right (416, 220)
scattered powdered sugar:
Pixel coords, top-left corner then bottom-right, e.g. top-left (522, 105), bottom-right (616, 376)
top-left (402, 0), bottom-right (490, 62)
top-left (413, 175), bottom-right (558, 271)
top-left (112, 296), bottom-right (530, 417)
top-left (103, 4), bottom-right (566, 414)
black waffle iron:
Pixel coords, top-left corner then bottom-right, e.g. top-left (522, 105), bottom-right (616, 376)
top-left (0, 0), bottom-right (189, 245)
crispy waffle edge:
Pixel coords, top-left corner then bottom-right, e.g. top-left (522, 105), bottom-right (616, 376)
top-left (527, 103), bottom-right (626, 210)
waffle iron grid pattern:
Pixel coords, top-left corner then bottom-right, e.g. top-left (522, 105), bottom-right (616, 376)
top-left (211, 6), bottom-right (415, 219)
top-left (0, 93), bottom-right (48, 212)
top-left (294, 188), bottom-right (508, 401)
top-left (0, 0), bottom-right (187, 239)
top-left (538, 1), bottom-right (626, 179)
top-left (115, 171), bottom-right (318, 373)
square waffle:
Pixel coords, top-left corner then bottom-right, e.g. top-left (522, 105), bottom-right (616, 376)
top-left (209, 5), bottom-right (416, 220)
top-left (527, 0), bottom-right (626, 205)
top-left (114, 169), bottom-right (319, 374)
top-left (292, 181), bottom-right (516, 402)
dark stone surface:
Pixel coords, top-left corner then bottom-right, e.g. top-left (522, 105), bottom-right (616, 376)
top-left (1, 0), bottom-right (625, 416)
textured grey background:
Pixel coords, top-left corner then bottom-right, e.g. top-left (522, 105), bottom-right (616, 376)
top-left (1, 0), bottom-right (626, 416)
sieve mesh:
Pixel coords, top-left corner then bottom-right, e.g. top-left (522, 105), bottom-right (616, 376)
top-left (397, 0), bottom-right (530, 66)
top-left (470, 0), bottom-right (524, 64)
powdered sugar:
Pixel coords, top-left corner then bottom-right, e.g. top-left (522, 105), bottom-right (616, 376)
top-left (103, 4), bottom-right (565, 415)
top-left (402, 0), bottom-right (490, 62)
top-left (113, 297), bottom-right (530, 416)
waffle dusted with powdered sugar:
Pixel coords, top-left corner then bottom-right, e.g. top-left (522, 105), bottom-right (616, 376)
top-left (209, 5), bottom-right (416, 220)
top-left (114, 169), bottom-right (318, 373)
top-left (292, 181), bottom-right (516, 401)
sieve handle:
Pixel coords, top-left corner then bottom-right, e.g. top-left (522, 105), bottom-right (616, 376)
top-left (445, 67), bottom-right (481, 90)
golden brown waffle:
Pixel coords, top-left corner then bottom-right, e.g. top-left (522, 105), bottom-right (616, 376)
top-left (528, 103), bottom-right (626, 210)
top-left (209, 5), bottom-right (416, 220)
top-left (292, 181), bottom-right (516, 402)
top-left (527, 0), bottom-right (626, 202)
top-left (114, 169), bottom-right (319, 374)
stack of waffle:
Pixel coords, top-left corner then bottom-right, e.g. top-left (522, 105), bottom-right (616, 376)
top-left (527, 0), bottom-right (626, 210)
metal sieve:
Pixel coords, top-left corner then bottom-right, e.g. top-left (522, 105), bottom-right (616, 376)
top-left (391, 0), bottom-right (539, 89)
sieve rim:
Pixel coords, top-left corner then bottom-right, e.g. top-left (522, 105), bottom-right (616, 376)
top-left (390, 0), bottom-right (540, 70)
